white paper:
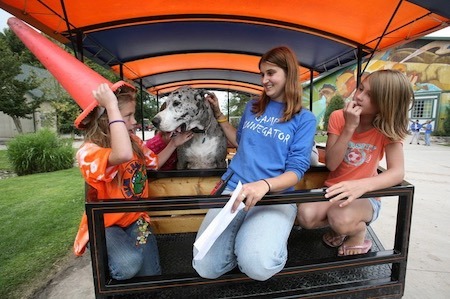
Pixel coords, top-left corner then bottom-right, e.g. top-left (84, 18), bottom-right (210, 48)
top-left (193, 181), bottom-right (245, 260)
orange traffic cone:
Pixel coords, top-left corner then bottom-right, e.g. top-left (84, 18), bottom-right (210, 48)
top-left (7, 17), bottom-right (135, 129)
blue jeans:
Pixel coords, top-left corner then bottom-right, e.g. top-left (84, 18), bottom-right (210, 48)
top-left (105, 221), bottom-right (161, 280)
top-left (192, 189), bottom-right (297, 281)
top-left (425, 133), bottom-right (431, 146)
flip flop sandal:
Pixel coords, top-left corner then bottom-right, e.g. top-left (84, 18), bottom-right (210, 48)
top-left (338, 239), bottom-right (372, 256)
top-left (322, 231), bottom-right (347, 248)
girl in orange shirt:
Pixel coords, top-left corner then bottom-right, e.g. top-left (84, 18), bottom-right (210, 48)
top-left (74, 83), bottom-right (192, 279)
top-left (297, 70), bottom-right (413, 256)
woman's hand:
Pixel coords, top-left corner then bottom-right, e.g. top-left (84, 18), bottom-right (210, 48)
top-left (343, 100), bottom-right (361, 131)
top-left (171, 131), bottom-right (194, 147)
top-left (232, 180), bottom-right (271, 212)
top-left (206, 92), bottom-right (222, 119)
top-left (325, 180), bottom-right (368, 207)
top-left (92, 83), bottom-right (118, 110)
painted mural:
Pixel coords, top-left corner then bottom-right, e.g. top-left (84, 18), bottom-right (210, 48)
top-left (306, 39), bottom-right (450, 131)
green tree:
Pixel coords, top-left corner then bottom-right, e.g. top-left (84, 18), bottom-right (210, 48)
top-left (228, 92), bottom-right (251, 116)
top-left (1, 28), bottom-right (42, 67)
top-left (0, 34), bottom-right (42, 133)
top-left (323, 95), bottom-right (344, 131)
top-left (443, 106), bottom-right (450, 136)
top-left (136, 90), bottom-right (158, 123)
top-left (227, 92), bottom-right (252, 127)
top-left (41, 77), bottom-right (82, 135)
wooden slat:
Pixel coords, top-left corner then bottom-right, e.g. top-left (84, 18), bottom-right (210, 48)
top-left (148, 176), bottom-right (220, 197)
top-left (151, 215), bottom-right (204, 234)
top-left (148, 169), bottom-right (329, 234)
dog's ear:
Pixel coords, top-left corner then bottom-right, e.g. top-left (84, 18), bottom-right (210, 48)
top-left (197, 89), bottom-right (211, 106)
top-left (198, 89), bottom-right (208, 99)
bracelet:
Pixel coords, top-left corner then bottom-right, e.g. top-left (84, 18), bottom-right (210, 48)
top-left (261, 179), bottom-right (272, 192)
top-left (108, 120), bottom-right (125, 126)
top-left (217, 117), bottom-right (227, 123)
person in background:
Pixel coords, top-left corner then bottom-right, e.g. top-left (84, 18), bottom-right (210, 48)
top-left (409, 119), bottom-right (422, 145)
top-left (192, 46), bottom-right (316, 281)
top-left (145, 102), bottom-right (193, 170)
top-left (297, 69), bottom-right (413, 256)
top-left (74, 83), bottom-right (192, 280)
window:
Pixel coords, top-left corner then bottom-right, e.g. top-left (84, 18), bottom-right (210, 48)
top-left (411, 96), bottom-right (434, 119)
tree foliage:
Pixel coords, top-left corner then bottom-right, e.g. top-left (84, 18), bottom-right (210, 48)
top-left (136, 90), bottom-right (158, 123)
top-left (0, 30), bottom-right (42, 133)
top-left (0, 27), bottom-right (132, 135)
top-left (1, 28), bottom-right (42, 67)
top-left (228, 92), bottom-right (252, 116)
top-left (222, 92), bottom-right (252, 128)
top-left (323, 95), bottom-right (345, 131)
top-left (443, 106), bottom-right (450, 136)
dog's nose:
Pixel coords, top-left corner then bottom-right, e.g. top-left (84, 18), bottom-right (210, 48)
top-left (152, 117), bottom-right (161, 128)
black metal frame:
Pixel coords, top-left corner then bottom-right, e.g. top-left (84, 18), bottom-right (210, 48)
top-left (86, 168), bottom-right (414, 298)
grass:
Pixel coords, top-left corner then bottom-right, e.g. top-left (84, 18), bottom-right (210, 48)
top-left (314, 134), bottom-right (327, 144)
top-left (0, 150), bottom-right (12, 170)
top-left (0, 156), bottom-right (84, 299)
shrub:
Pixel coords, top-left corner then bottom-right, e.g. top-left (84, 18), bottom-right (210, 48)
top-left (323, 95), bottom-right (345, 131)
top-left (6, 129), bottom-right (74, 176)
top-left (443, 106), bottom-right (450, 136)
top-left (432, 130), bottom-right (447, 136)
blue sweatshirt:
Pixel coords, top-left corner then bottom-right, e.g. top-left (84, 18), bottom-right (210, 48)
top-left (223, 99), bottom-right (317, 192)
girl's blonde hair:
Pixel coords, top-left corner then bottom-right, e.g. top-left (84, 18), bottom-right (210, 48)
top-left (83, 90), bottom-right (145, 162)
top-left (253, 46), bottom-right (303, 122)
top-left (368, 69), bottom-right (414, 141)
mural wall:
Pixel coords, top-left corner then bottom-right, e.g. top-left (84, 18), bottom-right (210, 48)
top-left (306, 39), bottom-right (450, 132)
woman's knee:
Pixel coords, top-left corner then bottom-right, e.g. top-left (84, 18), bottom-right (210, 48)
top-left (296, 203), bottom-right (324, 229)
top-left (192, 258), bottom-right (226, 279)
top-left (109, 250), bottom-right (143, 280)
top-left (327, 207), bottom-right (352, 228)
top-left (238, 251), bottom-right (286, 281)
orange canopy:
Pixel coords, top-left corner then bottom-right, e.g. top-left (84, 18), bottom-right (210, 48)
top-left (1, 0), bottom-right (448, 96)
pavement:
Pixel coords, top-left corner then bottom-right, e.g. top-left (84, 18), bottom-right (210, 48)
top-left (3, 135), bottom-right (448, 299)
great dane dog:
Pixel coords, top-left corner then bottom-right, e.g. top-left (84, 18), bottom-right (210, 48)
top-left (151, 86), bottom-right (228, 169)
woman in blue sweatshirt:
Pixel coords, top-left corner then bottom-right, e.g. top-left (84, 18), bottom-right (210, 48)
top-left (192, 46), bottom-right (317, 281)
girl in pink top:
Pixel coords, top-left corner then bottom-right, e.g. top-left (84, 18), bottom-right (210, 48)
top-left (297, 70), bottom-right (413, 256)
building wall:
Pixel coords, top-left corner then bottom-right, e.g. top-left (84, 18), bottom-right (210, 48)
top-left (0, 100), bottom-right (56, 138)
top-left (305, 39), bottom-right (450, 132)
top-left (1, 65), bottom-right (58, 138)
top-left (0, 112), bottom-right (35, 138)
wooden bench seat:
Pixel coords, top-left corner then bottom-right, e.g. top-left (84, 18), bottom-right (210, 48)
top-left (85, 166), bottom-right (414, 299)
top-left (147, 166), bottom-right (329, 234)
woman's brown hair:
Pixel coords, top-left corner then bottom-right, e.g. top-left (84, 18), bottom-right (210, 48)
top-left (252, 46), bottom-right (303, 122)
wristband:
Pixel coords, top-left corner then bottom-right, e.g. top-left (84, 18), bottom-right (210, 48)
top-left (108, 120), bottom-right (125, 126)
top-left (261, 179), bottom-right (272, 192)
top-left (217, 117), bottom-right (227, 123)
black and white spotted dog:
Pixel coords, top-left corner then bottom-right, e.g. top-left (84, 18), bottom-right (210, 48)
top-left (151, 86), bottom-right (228, 169)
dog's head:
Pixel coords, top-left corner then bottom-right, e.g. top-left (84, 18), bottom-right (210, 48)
top-left (152, 86), bottom-right (211, 133)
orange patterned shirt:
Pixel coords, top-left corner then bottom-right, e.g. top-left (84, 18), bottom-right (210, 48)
top-left (324, 110), bottom-right (399, 187)
top-left (73, 134), bottom-right (159, 256)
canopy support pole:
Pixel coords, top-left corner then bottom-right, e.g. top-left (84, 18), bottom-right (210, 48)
top-left (361, 0), bottom-right (403, 75)
top-left (309, 70), bottom-right (314, 112)
top-left (356, 45), bottom-right (363, 87)
top-left (140, 78), bottom-right (145, 140)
